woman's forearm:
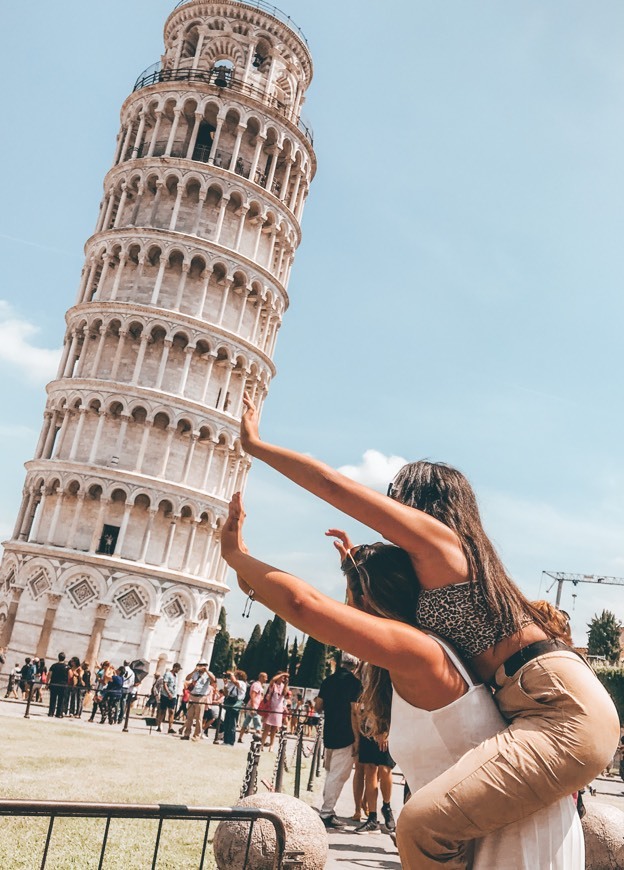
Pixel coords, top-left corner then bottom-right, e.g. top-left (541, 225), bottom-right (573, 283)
top-left (249, 440), bottom-right (346, 505)
top-left (224, 548), bottom-right (445, 684)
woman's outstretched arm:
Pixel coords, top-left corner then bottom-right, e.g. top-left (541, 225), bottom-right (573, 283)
top-left (221, 494), bottom-right (465, 709)
top-left (240, 395), bottom-right (467, 584)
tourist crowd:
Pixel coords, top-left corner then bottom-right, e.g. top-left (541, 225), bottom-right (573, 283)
top-left (1, 649), bottom-right (321, 744)
top-left (3, 651), bottom-right (138, 723)
top-left (148, 662), bottom-right (320, 745)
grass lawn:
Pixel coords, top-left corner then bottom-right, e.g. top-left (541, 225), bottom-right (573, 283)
top-left (0, 703), bottom-right (323, 869)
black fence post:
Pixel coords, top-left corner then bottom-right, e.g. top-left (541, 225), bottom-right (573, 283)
top-left (315, 719), bottom-right (324, 778)
top-left (273, 725), bottom-right (288, 793)
top-left (240, 734), bottom-right (262, 799)
top-left (293, 721), bottom-right (304, 799)
top-left (307, 732), bottom-right (322, 792)
top-left (23, 681), bottom-right (34, 719)
top-left (122, 692), bottom-right (132, 733)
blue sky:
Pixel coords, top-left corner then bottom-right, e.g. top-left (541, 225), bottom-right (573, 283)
top-left (1, 1), bottom-right (623, 644)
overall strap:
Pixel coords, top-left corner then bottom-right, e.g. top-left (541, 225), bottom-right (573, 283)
top-left (429, 634), bottom-right (477, 688)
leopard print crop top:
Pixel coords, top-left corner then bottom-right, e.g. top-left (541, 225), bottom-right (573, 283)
top-left (415, 582), bottom-right (533, 658)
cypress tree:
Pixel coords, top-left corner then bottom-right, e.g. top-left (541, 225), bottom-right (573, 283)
top-left (238, 623), bottom-right (262, 676)
top-left (266, 615), bottom-right (287, 677)
top-left (296, 636), bottom-right (327, 688)
top-left (209, 607), bottom-right (231, 674)
top-left (254, 619), bottom-right (273, 676)
top-left (288, 637), bottom-right (300, 683)
top-left (280, 637), bottom-right (290, 672)
top-left (231, 637), bottom-right (246, 668)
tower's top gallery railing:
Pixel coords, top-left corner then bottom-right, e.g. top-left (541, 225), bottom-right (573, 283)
top-left (132, 63), bottom-right (314, 145)
top-left (173, 0), bottom-right (309, 48)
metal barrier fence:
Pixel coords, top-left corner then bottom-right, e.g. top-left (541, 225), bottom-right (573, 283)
top-left (0, 799), bottom-right (301, 869)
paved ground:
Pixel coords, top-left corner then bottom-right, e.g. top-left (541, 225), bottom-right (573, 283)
top-left (315, 771), bottom-right (403, 870)
top-left (317, 767), bottom-right (624, 869)
top-left (587, 770), bottom-right (624, 810)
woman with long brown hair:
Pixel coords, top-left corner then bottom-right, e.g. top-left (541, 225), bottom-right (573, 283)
top-left (221, 494), bottom-right (584, 868)
top-left (225, 394), bottom-right (619, 868)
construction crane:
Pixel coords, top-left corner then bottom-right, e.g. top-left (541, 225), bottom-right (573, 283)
top-left (541, 571), bottom-right (624, 608)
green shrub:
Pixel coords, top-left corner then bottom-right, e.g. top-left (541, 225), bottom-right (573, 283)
top-left (594, 666), bottom-right (624, 721)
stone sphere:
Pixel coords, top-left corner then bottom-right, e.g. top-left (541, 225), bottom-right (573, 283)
top-left (582, 801), bottom-right (624, 870)
top-left (213, 792), bottom-right (328, 870)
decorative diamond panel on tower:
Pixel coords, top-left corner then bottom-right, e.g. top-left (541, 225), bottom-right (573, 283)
top-left (3, 569), bottom-right (14, 595)
top-left (67, 576), bottom-right (98, 609)
top-left (28, 569), bottom-right (50, 600)
top-left (114, 586), bottom-right (147, 619)
top-left (198, 602), bottom-right (212, 621)
top-left (163, 596), bottom-right (185, 621)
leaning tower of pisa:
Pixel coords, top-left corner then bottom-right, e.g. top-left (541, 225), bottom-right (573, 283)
top-left (0, 0), bottom-right (315, 677)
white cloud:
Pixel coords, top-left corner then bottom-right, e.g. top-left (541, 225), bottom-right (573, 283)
top-left (338, 449), bottom-right (408, 491)
top-left (0, 301), bottom-right (61, 383)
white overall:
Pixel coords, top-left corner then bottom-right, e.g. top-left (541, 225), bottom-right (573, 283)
top-left (389, 636), bottom-right (584, 869)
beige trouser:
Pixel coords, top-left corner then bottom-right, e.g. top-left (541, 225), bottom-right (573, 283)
top-left (396, 651), bottom-right (620, 869)
top-left (183, 700), bottom-right (206, 738)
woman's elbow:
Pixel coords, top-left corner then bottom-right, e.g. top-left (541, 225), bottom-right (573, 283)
top-left (286, 590), bottom-right (324, 626)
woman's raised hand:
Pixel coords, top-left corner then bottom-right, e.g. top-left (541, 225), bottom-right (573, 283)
top-left (221, 492), bottom-right (248, 563)
top-left (241, 392), bottom-right (260, 453)
top-left (326, 528), bottom-right (355, 562)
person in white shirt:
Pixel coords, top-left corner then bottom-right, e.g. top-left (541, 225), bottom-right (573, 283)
top-left (117, 661), bottom-right (136, 724)
top-left (181, 661), bottom-right (214, 741)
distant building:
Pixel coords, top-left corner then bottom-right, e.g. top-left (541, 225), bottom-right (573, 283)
top-left (0, 0), bottom-right (315, 677)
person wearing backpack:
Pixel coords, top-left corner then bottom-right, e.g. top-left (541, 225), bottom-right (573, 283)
top-left (222, 669), bottom-right (247, 745)
top-left (47, 653), bottom-right (69, 718)
top-left (19, 657), bottom-right (37, 702)
top-left (238, 672), bottom-right (267, 743)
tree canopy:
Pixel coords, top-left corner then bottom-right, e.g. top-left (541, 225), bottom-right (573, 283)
top-left (209, 607), bottom-right (233, 674)
top-left (296, 636), bottom-right (327, 688)
top-left (587, 610), bottom-right (622, 664)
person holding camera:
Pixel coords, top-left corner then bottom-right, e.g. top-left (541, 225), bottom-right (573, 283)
top-left (260, 671), bottom-right (289, 752)
top-left (156, 662), bottom-right (182, 734)
top-left (222, 669), bottom-right (247, 745)
top-left (181, 661), bottom-right (214, 741)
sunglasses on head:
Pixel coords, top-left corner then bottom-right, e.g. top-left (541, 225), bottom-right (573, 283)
top-left (341, 547), bottom-right (361, 574)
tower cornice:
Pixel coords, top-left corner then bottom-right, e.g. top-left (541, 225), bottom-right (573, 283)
top-left (64, 300), bottom-right (278, 376)
top-left (83, 227), bottom-right (290, 310)
top-left (24, 458), bottom-right (237, 511)
top-left (44, 377), bottom-right (257, 434)
top-left (122, 77), bottom-right (316, 173)
top-left (101, 157), bottom-right (304, 243)
top-left (1, 540), bottom-right (230, 595)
